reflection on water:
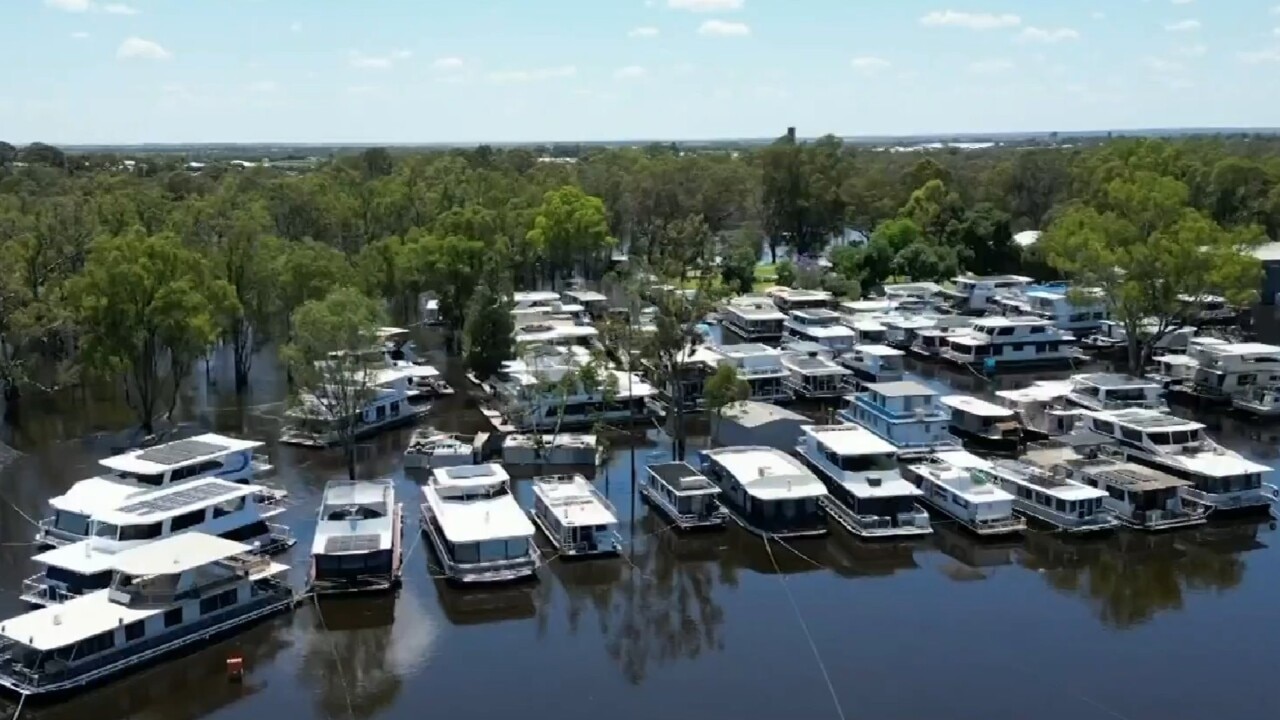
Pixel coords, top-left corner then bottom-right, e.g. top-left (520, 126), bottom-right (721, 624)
top-left (0, 331), bottom-right (1279, 720)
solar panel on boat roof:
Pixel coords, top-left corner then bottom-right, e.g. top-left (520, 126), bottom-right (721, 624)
top-left (324, 534), bottom-right (382, 554)
top-left (116, 480), bottom-right (239, 516)
top-left (135, 438), bottom-right (230, 466)
top-left (1123, 414), bottom-right (1191, 429)
top-left (790, 356), bottom-right (830, 371)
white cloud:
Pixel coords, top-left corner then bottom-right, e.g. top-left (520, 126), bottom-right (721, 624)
top-left (248, 80), bottom-right (278, 93)
top-left (968, 58), bottom-right (1014, 73)
top-left (919, 10), bottom-right (1021, 30)
top-left (614, 65), bottom-right (647, 79)
top-left (1238, 47), bottom-right (1280, 63)
top-left (1176, 43), bottom-right (1207, 57)
top-left (698, 19), bottom-right (750, 36)
top-left (1091, 11), bottom-right (1106, 20)
top-left (117, 37), bottom-right (171, 60)
top-left (668, 0), bottom-right (743, 11)
top-left (44, 0), bottom-right (92, 11)
top-left (349, 50), bottom-right (411, 69)
top-left (102, 3), bottom-right (138, 14)
top-left (1018, 27), bottom-right (1080, 43)
top-left (432, 57), bottom-right (464, 70)
top-left (850, 56), bottom-right (891, 74)
top-left (628, 26), bottom-right (660, 38)
top-left (487, 65), bottom-right (577, 83)
top-left (70, 31), bottom-right (90, 39)
top-left (1164, 19), bottom-right (1201, 32)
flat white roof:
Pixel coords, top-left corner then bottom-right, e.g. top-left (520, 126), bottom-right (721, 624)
top-left (932, 450), bottom-right (994, 471)
top-left (423, 486), bottom-right (535, 543)
top-left (531, 475), bottom-right (618, 527)
top-left (728, 305), bottom-right (787, 320)
top-left (114, 533), bottom-right (254, 577)
top-left (995, 381), bottom-right (1072, 403)
top-left (941, 395), bottom-right (1015, 418)
top-left (703, 447), bottom-right (827, 501)
top-left (1204, 342), bottom-right (1280, 356)
top-left (920, 465), bottom-right (1014, 502)
top-left (787, 322), bottom-right (855, 339)
top-left (34, 541), bottom-right (120, 574)
top-left (1, 589), bottom-right (162, 651)
top-left (513, 291), bottom-right (560, 303)
top-left (432, 462), bottom-right (511, 488)
top-left (855, 344), bottom-right (903, 357)
top-left (804, 424), bottom-right (897, 456)
top-left (1169, 451), bottom-right (1271, 478)
top-left (49, 476), bottom-right (146, 514)
top-left (564, 289), bottom-right (608, 303)
top-left (1155, 354), bottom-right (1198, 366)
top-left (95, 478), bottom-right (266, 526)
top-left (971, 316), bottom-right (1053, 328)
top-left (99, 433), bottom-right (262, 475)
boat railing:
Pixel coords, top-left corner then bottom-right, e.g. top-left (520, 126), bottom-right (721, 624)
top-left (19, 575), bottom-right (80, 604)
top-left (970, 514), bottom-right (1027, 532)
top-left (821, 497), bottom-right (891, 530)
top-left (536, 475), bottom-right (619, 518)
top-left (1180, 486), bottom-right (1274, 509)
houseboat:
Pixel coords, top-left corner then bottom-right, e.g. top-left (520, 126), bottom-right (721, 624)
top-left (1147, 353), bottom-right (1199, 390)
top-left (781, 339), bottom-right (836, 361)
top-left (420, 464), bottom-right (540, 583)
top-left (1080, 320), bottom-right (1197, 358)
top-left (562, 289), bottom-right (610, 319)
top-left (639, 462), bottom-right (728, 530)
top-left (940, 395), bottom-right (1023, 456)
top-left (280, 367), bottom-right (423, 448)
top-left (699, 446), bottom-right (829, 538)
top-left (309, 479), bottom-right (403, 595)
top-left (770, 287), bottom-right (834, 313)
top-left (513, 317), bottom-right (599, 348)
top-left (994, 381), bottom-right (1078, 441)
top-left (845, 318), bottom-right (890, 346)
top-left (22, 479), bottom-right (292, 607)
top-left (704, 344), bottom-right (791, 403)
top-left (647, 345), bottom-right (715, 415)
top-left (501, 434), bottom-right (601, 466)
top-left (37, 434), bottom-right (276, 548)
top-left (901, 453), bottom-right (1026, 537)
top-left (1185, 342), bottom-right (1280, 404)
top-left (781, 351), bottom-right (852, 400)
top-left (510, 290), bottom-right (562, 319)
top-left (403, 428), bottom-right (484, 470)
top-left (0, 534), bottom-right (293, 700)
top-left (782, 309), bottom-right (856, 355)
top-left (939, 274), bottom-right (1033, 315)
top-left (721, 296), bottom-right (786, 342)
top-left (795, 425), bottom-right (932, 539)
top-left (486, 346), bottom-right (655, 431)
top-left (837, 380), bottom-right (960, 458)
top-left (910, 325), bottom-right (974, 360)
top-left (1077, 409), bottom-right (1277, 516)
top-left (1065, 373), bottom-right (1166, 412)
top-left (977, 458), bottom-right (1116, 533)
top-left (1178, 294), bottom-right (1240, 326)
top-left (940, 316), bottom-right (1077, 370)
top-left (1231, 384), bottom-right (1280, 418)
top-left (1025, 440), bottom-right (1208, 531)
top-left (838, 344), bottom-right (905, 391)
top-left (528, 474), bottom-right (621, 558)
top-left (992, 285), bottom-right (1108, 334)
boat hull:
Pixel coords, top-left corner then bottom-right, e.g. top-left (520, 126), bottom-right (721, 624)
top-left (948, 425), bottom-right (1023, 457)
top-left (638, 483), bottom-right (728, 531)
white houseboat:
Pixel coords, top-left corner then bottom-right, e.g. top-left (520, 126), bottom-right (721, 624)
top-left (771, 287), bottom-right (834, 313)
top-left (280, 367), bottom-right (423, 448)
top-left (1187, 342), bottom-right (1280, 402)
top-left (22, 479), bottom-right (291, 607)
top-left (420, 464), bottom-right (540, 583)
top-left (528, 474), bottom-right (621, 557)
top-left (909, 324), bottom-right (975, 360)
top-left (977, 458), bottom-right (1117, 533)
top-left (309, 479), bottom-right (403, 595)
top-left (0, 534), bottom-right (293, 700)
top-left (705, 344), bottom-right (792, 403)
top-left (1081, 320), bottom-right (1198, 358)
top-left (838, 344), bottom-right (905, 391)
top-left (992, 285), bottom-right (1108, 334)
top-left (501, 434), bottom-right (602, 466)
top-left (939, 274), bottom-right (1033, 314)
top-left (721, 296), bottom-right (787, 342)
top-left (940, 316), bottom-right (1077, 369)
top-left (901, 452), bottom-right (1026, 537)
top-left (403, 429), bottom-right (484, 470)
top-left (994, 381), bottom-right (1078, 441)
top-left (837, 380), bottom-right (960, 458)
top-left (782, 309), bottom-right (856, 355)
top-left (1065, 373), bottom-right (1166, 412)
top-left (487, 346), bottom-right (655, 432)
top-left (563, 289), bottom-right (610, 319)
top-left (795, 425), bottom-right (932, 539)
top-left (1232, 384), bottom-right (1280, 418)
top-left (639, 462), bottom-right (728, 530)
top-left (37, 434), bottom-right (276, 548)
top-left (940, 395), bottom-right (1023, 456)
top-left (699, 446), bottom-right (829, 538)
top-left (1078, 409), bottom-right (1277, 516)
top-left (781, 340), bottom-right (836, 361)
top-left (1147, 353), bottom-right (1199, 390)
top-left (781, 352), bottom-right (852, 399)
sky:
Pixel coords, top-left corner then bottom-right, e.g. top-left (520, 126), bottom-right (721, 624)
top-left (4, 0), bottom-right (1280, 145)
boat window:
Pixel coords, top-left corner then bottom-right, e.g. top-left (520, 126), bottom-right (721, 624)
top-left (53, 511), bottom-right (91, 536)
top-left (837, 454), bottom-right (898, 473)
top-left (1030, 327), bottom-right (1045, 334)
top-left (199, 588), bottom-right (239, 616)
top-left (1146, 432), bottom-right (1173, 445)
top-left (1077, 385), bottom-right (1101, 398)
top-left (164, 607), bottom-right (184, 627)
top-left (1054, 498), bottom-right (1066, 512)
top-left (73, 630), bottom-right (116, 659)
top-left (213, 497), bottom-right (248, 518)
top-left (122, 472), bottom-right (167, 486)
top-left (324, 504), bottom-right (386, 521)
top-left (390, 400), bottom-right (401, 416)
top-left (169, 508), bottom-right (207, 532)
top-left (1091, 420), bottom-right (1115, 436)
top-left (1168, 430), bottom-right (1193, 445)
top-left (94, 522), bottom-right (119, 538)
top-left (124, 620), bottom-right (145, 642)
top-left (171, 460), bottom-right (224, 482)
top-left (118, 522), bottom-right (163, 541)
top-left (1120, 427), bottom-right (1143, 443)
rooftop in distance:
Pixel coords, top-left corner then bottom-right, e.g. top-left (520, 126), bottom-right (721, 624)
top-left (864, 380), bottom-right (936, 398)
top-left (804, 424), bottom-right (897, 456)
top-left (1073, 373), bottom-right (1160, 388)
top-left (648, 462), bottom-right (718, 494)
top-left (941, 395), bottom-right (1015, 418)
top-left (100, 433), bottom-right (262, 475)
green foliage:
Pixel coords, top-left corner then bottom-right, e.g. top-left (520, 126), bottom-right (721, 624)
top-left (703, 363), bottom-right (749, 447)
top-left (69, 229), bottom-right (234, 432)
top-left (526, 185), bottom-right (615, 286)
top-left (463, 282), bottom-right (515, 380)
top-left (719, 235), bottom-right (759, 295)
top-left (774, 259), bottom-right (796, 288)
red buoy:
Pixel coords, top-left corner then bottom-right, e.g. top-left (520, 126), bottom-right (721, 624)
top-left (226, 655), bottom-right (244, 682)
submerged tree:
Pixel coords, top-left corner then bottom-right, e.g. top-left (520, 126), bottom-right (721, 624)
top-left (463, 281), bottom-right (515, 381)
top-left (69, 229), bottom-right (234, 435)
top-left (703, 363), bottom-right (749, 448)
top-left (282, 287), bottom-right (386, 481)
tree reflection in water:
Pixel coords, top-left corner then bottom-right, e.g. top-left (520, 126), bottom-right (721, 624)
top-left (300, 595), bottom-right (403, 720)
top-left (929, 522), bottom-right (1022, 582)
top-left (1015, 521), bottom-right (1263, 628)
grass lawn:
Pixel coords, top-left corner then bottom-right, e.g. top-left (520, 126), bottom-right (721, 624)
top-left (753, 263), bottom-right (778, 292)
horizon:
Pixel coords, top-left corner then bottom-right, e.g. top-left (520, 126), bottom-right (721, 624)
top-left (6, 0), bottom-right (1280, 145)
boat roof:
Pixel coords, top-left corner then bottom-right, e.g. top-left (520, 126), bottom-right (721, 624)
top-left (503, 433), bottom-right (596, 448)
top-left (987, 460), bottom-right (1107, 501)
top-left (564, 289), bottom-right (608, 303)
top-left (1073, 373), bottom-right (1160, 389)
top-left (932, 450), bottom-right (993, 471)
top-left (854, 344), bottom-right (903, 357)
top-left (432, 463), bottom-right (510, 488)
top-left (99, 433), bottom-right (262, 475)
top-left (995, 381), bottom-right (1072, 403)
top-left (1, 589), bottom-right (162, 651)
top-left (783, 340), bottom-right (830, 355)
top-left (530, 475), bottom-right (618, 527)
top-left (1073, 460), bottom-right (1192, 491)
top-left (718, 343), bottom-right (781, 358)
top-left (702, 447), bottom-right (827, 500)
top-left (34, 540), bottom-right (122, 574)
top-left (773, 288), bottom-right (832, 301)
top-left (728, 304), bottom-right (787, 319)
top-left (971, 315), bottom-right (1054, 328)
top-left (49, 476), bottom-right (147, 513)
top-left (312, 480), bottom-right (396, 555)
top-left (1201, 342), bottom-right (1280, 356)
top-left (647, 462), bottom-right (719, 495)
top-left (513, 291), bottom-right (560, 303)
top-left (804, 424), bottom-right (897, 456)
top-left (918, 465), bottom-right (1014, 502)
top-left (95, 478), bottom-right (266, 526)
top-left (790, 308), bottom-right (842, 321)
top-left (423, 485), bottom-right (534, 543)
top-left (941, 395), bottom-right (1015, 418)
top-left (788, 322), bottom-right (855, 338)
top-left (1086, 408), bottom-right (1202, 431)
top-left (1154, 354), bottom-right (1197, 366)
top-left (377, 326), bottom-right (411, 338)
top-left (955, 273), bottom-right (1033, 283)
top-left (322, 479), bottom-right (393, 507)
top-left (782, 355), bottom-right (849, 375)
top-left (112, 533), bottom-right (257, 577)
top-left (865, 380), bottom-right (936, 398)
top-left (372, 367), bottom-right (418, 385)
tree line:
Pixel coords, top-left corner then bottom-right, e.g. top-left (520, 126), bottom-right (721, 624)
top-left (2, 131), bottom-right (1278, 432)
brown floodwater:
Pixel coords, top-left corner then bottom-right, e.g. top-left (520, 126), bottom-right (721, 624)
top-left (0, 326), bottom-right (1277, 720)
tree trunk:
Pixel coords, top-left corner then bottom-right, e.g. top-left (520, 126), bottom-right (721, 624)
top-left (1127, 335), bottom-right (1142, 375)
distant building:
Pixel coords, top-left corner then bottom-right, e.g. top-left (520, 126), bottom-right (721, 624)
top-left (1255, 242), bottom-right (1280, 305)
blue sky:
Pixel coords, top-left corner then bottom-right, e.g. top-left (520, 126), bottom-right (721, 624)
top-left (4, 0), bottom-right (1280, 144)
